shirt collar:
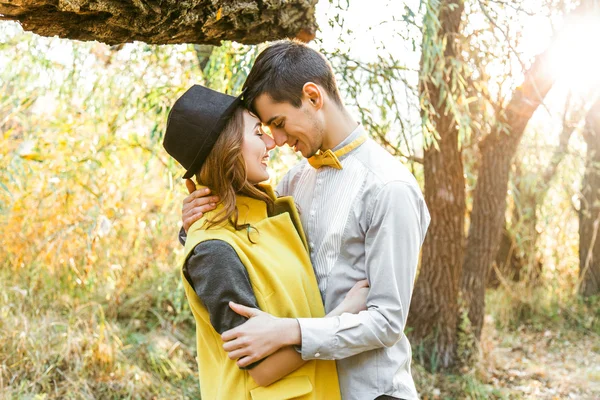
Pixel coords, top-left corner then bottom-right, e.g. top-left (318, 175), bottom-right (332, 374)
top-left (330, 124), bottom-right (366, 161)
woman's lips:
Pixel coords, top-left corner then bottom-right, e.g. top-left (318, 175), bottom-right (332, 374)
top-left (261, 155), bottom-right (269, 166)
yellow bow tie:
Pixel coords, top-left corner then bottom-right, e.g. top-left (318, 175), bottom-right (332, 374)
top-left (308, 134), bottom-right (367, 170)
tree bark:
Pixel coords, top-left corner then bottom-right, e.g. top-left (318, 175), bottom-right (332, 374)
top-left (489, 224), bottom-right (523, 287)
top-left (491, 114), bottom-right (576, 287)
top-left (408, 0), bottom-right (466, 371)
top-left (462, 132), bottom-right (515, 339)
top-left (580, 98), bottom-right (600, 297)
top-left (0, 0), bottom-right (318, 45)
top-left (461, 0), bottom-right (592, 340)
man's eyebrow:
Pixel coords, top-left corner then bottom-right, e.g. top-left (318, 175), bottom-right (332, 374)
top-left (265, 115), bottom-right (281, 126)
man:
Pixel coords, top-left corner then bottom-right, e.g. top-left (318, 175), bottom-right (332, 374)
top-left (179, 40), bottom-right (430, 400)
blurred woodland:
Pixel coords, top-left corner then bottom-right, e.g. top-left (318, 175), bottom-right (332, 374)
top-left (0, 0), bottom-right (599, 398)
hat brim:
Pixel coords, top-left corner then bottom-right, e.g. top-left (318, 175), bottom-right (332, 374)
top-left (182, 92), bottom-right (245, 179)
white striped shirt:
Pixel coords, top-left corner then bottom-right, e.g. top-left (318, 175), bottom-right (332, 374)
top-left (285, 148), bottom-right (366, 296)
top-left (277, 124), bottom-right (430, 400)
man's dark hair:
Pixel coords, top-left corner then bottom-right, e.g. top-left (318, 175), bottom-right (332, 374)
top-left (242, 40), bottom-right (343, 115)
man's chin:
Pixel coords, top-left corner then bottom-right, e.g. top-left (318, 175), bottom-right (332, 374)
top-left (304, 148), bottom-right (319, 159)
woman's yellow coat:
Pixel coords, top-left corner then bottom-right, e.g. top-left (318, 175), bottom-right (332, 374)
top-left (182, 185), bottom-right (340, 400)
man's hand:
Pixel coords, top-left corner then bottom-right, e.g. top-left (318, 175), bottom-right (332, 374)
top-left (182, 179), bottom-right (219, 233)
top-left (222, 302), bottom-right (301, 368)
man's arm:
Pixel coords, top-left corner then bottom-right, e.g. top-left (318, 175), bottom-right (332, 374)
top-left (296, 181), bottom-right (429, 360)
top-left (222, 181), bottom-right (429, 365)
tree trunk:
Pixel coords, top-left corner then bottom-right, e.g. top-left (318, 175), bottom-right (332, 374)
top-left (0, 0), bottom-right (318, 45)
top-left (461, 36), bottom-right (558, 340)
top-left (461, 0), bottom-right (592, 340)
top-left (491, 103), bottom-right (577, 288)
top-left (461, 134), bottom-right (515, 339)
top-left (408, 0), bottom-right (466, 371)
top-left (489, 224), bottom-right (523, 288)
top-left (580, 98), bottom-right (600, 297)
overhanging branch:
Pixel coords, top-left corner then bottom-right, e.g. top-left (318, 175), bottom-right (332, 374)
top-left (0, 0), bottom-right (318, 45)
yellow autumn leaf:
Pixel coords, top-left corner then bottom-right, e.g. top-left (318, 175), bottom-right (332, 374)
top-left (19, 153), bottom-right (45, 161)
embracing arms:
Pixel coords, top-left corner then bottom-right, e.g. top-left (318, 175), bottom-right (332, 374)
top-left (184, 239), bottom-right (303, 386)
top-left (184, 239), bottom-right (368, 386)
top-left (219, 181), bottom-right (429, 365)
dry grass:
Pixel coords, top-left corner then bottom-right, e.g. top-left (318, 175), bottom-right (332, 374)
top-left (0, 263), bottom-right (200, 399)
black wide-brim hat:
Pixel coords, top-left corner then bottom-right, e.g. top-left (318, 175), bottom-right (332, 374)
top-left (163, 85), bottom-right (244, 179)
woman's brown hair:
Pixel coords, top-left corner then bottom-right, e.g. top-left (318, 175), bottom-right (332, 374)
top-left (195, 106), bottom-right (273, 233)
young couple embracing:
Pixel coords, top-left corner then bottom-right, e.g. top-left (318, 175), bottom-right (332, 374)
top-left (163, 39), bottom-right (430, 400)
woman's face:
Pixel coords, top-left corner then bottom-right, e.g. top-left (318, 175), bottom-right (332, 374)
top-left (241, 110), bottom-right (275, 184)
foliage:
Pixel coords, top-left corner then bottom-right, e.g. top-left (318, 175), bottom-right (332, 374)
top-left (0, 23), bottom-right (263, 398)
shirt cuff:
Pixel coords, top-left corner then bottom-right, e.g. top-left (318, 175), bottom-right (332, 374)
top-left (296, 317), bottom-right (340, 360)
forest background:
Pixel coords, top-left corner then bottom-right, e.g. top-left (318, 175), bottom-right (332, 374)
top-left (1, 0), bottom-right (599, 398)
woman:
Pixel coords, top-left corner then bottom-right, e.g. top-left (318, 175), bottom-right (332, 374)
top-left (163, 85), bottom-right (366, 400)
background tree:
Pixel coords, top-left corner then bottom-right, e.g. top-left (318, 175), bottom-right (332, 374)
top-left (407, 0), bottom-right (468, 371)
top-left (491, 93), bottom-right (583, 287)
top-left (460, 0), bottom-right (594, 342)
top-left (579, 97), bottom-right (600, 297)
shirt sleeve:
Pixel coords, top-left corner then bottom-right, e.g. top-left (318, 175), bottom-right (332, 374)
top-left (296, 180), bottom-right (430, 360)
top-left (183, 239), bottom-right (263, 369)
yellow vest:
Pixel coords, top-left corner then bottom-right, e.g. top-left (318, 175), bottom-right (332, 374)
top-left (182, 184), bottom-right (340, 400)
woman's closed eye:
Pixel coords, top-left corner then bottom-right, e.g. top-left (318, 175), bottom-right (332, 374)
top-left (255, 124), bottom-right (264, 136)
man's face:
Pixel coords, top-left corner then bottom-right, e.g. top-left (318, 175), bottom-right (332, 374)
top-left (253, 93), bottom-right (325, 158)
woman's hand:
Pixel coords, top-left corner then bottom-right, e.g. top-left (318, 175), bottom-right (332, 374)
top-left (327, 279), bottom-right (369, 317)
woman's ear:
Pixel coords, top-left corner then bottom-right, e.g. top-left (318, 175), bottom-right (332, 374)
top-left (302, 82), bottom-right (323, 110)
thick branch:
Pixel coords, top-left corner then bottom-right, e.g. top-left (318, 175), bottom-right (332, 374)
top-left (0, 0), bottom-right (318, 45)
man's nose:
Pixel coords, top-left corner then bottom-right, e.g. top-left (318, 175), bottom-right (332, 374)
top-left (273, 131), bottom-right (288, 147)
top-left (262, 133), bottom-right (276, 151)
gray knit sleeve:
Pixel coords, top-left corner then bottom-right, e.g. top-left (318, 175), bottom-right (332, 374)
top-left (183, 239), bottom-right (263, 369)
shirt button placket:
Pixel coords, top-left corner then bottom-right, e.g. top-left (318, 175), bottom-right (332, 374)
top-left (309, 171), bottom-right (321, 255)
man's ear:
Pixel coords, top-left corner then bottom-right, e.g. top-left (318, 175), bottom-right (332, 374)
top-left (302, 82), bottom-right (324, 110)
